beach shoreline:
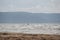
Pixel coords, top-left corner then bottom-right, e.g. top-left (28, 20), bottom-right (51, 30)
top-left (0, 32), bottom-right (60, 40)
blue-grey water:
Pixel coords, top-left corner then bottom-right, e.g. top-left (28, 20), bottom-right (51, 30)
top-left (0, 12), bottom-right (60, 23)
top-left (0, 12), bottom-right (60, 34)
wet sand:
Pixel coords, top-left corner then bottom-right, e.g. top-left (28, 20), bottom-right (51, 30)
top-left (0, 32), bottom-right (60, 40)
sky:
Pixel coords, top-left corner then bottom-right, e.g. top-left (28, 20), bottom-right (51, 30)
top-left (0, 0), bottom-right (60, 13)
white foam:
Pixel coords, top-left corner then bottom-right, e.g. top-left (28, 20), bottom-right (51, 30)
top-left (0, 24), bottom-right (60, 35)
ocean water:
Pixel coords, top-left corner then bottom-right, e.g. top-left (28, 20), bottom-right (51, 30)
top-left (0, 12), bottom-right (60, 35)
top-left (0, 12), bottom-right (60, 23)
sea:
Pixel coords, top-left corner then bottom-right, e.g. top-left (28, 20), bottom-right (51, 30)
top-left (0, 12), bottom-right (60, 23)
top-left (0, 12), bottom-right (60, 35)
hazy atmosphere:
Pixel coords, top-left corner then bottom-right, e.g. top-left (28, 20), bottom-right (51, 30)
top-left (0, 0), bottom-right (60, 13)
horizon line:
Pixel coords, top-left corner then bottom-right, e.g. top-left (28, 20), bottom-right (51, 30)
top-left (0, 11), bottom-right (60, 14)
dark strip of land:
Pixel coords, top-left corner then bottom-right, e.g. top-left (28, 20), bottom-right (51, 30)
top-left (0, 32), bottom-right (60, 40)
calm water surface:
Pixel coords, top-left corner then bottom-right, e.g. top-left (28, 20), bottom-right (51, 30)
top-left (0, 12), bottom-right (60, 23)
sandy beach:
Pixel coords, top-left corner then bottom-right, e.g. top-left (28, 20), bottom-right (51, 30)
top-left (0, 32), bottom-right (60, 40)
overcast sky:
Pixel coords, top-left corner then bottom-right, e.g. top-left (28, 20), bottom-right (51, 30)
top-left (0, 0), bottom-right (60, 13)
